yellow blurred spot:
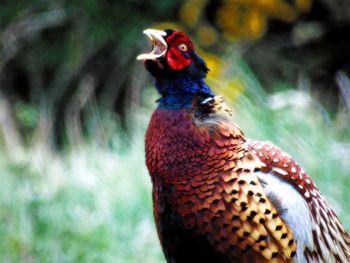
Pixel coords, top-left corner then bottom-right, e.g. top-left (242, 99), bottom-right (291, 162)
top-left (254, 0), bottom-right (282, 14)
top-left (246, 10), bottom-right (266, 40)
top-left (216, 2), bottom-right (242, 39)
top-left (210, 78), bottom-right (246, 103)
top-left (180, 0), bottom-right (207, 27)
top-left (199, 51), bottom-right (222, 79)
top-left (197, 25), bottom-right (218, 46)
top-left (250, 0), bottom-right (298, 22)
top-left (216, 1), bottom-right (267, 40)
top-left (197, 49), bottom-right (246, 103)
top-left (296, 0), bottom-right (313, 12)
top-left (273, 3), bottom-right (298, 22)
top-left (224, 79), bottom-right (245, 102)
top-left (152, 22), bottom-right (184, 32)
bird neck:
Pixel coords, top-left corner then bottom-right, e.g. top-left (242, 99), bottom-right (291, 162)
top-left (155, 76), bottom-right (215, 110)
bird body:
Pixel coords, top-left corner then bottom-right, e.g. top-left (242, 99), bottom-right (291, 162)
top-left (138, 29), bottom-right (350, 262)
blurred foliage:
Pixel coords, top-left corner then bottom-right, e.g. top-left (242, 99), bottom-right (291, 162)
top-left (1, 0), bottom-right (350, 147)
top-left (0, 116), bottom-right (164, 262)
top-left (180, 0), bottom-right (312, 41)
top-left (0, 0), bottom-right (349, 262)
top-left (175, 0), bottom-right (350, 110)
top-left (0, 0), bottom-right (179, 147)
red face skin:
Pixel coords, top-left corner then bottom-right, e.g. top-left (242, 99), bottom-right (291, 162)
top-left (165, 32), bottom-right (194, 71)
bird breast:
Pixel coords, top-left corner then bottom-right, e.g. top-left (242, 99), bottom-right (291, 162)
top-left (145, 108), bottom-right (244, 183)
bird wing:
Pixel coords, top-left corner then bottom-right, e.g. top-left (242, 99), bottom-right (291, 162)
top-left (248, 140), bottom-right (350, 263)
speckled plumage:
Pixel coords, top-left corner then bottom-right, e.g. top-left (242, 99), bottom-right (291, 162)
top-left (146, 102), bottom-right (295, 262)
top-left (140, 29), bottom-right (350, 263)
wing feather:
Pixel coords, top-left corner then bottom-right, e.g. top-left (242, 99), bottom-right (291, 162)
top-left (248, 140), bottom-right (350, 263)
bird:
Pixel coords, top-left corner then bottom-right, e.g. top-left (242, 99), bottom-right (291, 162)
top-left (137, 28), bottom-right (350, 263)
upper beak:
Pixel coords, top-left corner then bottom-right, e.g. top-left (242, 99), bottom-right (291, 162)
top-left (136, 29), bottom-right (167, 61)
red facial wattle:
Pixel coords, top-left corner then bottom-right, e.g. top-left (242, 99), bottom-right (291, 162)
top-left (165, 32), bottom-right (194, 71)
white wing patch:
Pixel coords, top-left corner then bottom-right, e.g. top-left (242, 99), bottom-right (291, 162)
top-left (256, 171), bottom-right (314, 263)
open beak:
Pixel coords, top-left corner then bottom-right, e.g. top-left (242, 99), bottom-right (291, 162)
top-left (137, 29), bottom-right (167, 61)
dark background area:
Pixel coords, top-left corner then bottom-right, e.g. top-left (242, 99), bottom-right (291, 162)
top-left (1, 0), bottom-right (349, 148)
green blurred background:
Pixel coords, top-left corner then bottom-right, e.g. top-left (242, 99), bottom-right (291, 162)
top-left (0, 0), bottom-right (349, 262)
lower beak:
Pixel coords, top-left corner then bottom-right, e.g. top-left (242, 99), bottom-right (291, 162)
top-left (137, 29), bottom-right (168, 61)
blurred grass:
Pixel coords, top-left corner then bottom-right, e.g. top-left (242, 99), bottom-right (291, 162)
top-left (0, 110), bottom-right (164, 262)
top-left (0, 61), bottom-right (349, 262)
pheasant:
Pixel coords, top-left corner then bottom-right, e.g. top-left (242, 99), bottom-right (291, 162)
top-left (137, 28), bottom-right (350, 263)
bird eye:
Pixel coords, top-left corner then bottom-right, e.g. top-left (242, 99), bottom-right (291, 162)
top-left (178, 43), bottom-right (188, 52)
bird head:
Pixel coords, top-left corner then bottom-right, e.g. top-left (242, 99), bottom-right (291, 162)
top-left (137, 29), bottom-right (209, 80)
